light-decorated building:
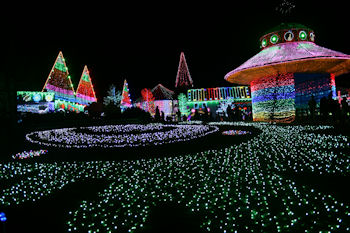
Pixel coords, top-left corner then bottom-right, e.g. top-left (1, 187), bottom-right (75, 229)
top-left (17, 51), bottom-right (97, 114)
top-left (174, 52), bottom-right (252, 120)
top-left (225, 23), bottom-right (350, 122)
top-left (185, 86), bottom-right (251, 120)
top-left (135, 52), bottom-right (252, 121)
top-left (135, 84), bottom-right (177, 119)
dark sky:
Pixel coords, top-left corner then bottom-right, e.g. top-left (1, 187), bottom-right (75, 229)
top-left (4, 0), bottom-right (350, 100)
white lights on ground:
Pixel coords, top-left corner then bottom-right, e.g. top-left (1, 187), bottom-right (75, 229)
top-left (25, 124), bottom-right (219, 148)
top-left (1, 122), bottom-right (350, 232)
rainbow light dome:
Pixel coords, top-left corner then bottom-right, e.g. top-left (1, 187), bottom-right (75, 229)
top-left (225, 23), bottom-right (350, 85)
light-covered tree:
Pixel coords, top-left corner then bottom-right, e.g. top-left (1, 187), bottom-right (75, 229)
top-left (178, 93), bottom-right (190, 116)
top-left (141, 88), bottom-right (155, 115)
top-left (103, 84), bottom-right (122, 106)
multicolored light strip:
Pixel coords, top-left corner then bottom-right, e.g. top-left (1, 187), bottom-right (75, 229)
top-left (54, 99), bottom-right (85, 113)
top-left (17, 91), bottom-right (55, 103)
top-left (222, 130), bottom-right (251, 135)
top-left (12, 150), bottom-right (48, 160)
top-left (187, 86), bottom-right (250, 102)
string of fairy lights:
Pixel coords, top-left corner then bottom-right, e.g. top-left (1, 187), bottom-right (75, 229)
top-left (1, 122), bottom-right (350, 232)
top-left (222, 130), bottom-right (251, 136)
top-left (11, 150), bottom-right (48, 160)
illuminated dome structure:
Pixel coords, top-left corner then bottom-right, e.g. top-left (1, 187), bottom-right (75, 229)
top-left (225, 23), bottom-right (350, 122)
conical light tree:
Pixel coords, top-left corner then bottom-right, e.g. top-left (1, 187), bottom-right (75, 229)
top-left (76, 65), bottom-right (97, 105)
top-left (120, 79), bottom-right (132, 112)
top-left (42, 51), bottom-right (75, 102)
top-left (175, 52), bottom-right (193, 90)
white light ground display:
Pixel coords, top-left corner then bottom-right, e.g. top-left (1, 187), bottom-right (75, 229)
top-left (25, 124), bottom-right (219, 148)
top-left (1, 122), bottom-right (350, 232)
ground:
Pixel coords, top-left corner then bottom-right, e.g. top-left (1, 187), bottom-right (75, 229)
top-left (1, 122), bottom-right (350, 233)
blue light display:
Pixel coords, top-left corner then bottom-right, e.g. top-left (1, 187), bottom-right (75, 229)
top-left (33, 93), bottom-right (42, 102)
top-left (0, 212), bottom-right (6, 222)
top-left (294, 73), bottom-right (335, 110)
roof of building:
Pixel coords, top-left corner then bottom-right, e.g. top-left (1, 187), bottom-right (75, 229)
top-left (151, 84), bottom-right (175, 100)
top-left (262, 23), bottom-right (312, 36)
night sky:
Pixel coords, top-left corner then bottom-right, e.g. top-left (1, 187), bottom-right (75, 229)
top-left (4, 0), bottom-right (350, 100)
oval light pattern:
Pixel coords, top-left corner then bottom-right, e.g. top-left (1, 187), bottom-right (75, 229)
top-left (25, 124), bottom-right (219, 148)
top-left (33, 93), bottom-right (42, 102)
top-left (45, 94), bottom-right (54, 102)
top-left (261, 38), bottom-right (267, 48)
top-left (299, 30), bottom-right (307, 40)
top-left (270, 34), bottom-right (279, 44)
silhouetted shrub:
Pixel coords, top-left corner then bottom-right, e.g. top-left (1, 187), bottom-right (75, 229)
top-left (121, 107), bottom-right (153, 123)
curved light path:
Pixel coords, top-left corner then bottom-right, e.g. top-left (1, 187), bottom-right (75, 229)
top-left (25, 124), bottom-right (219, 148)
top-left (1, 122), bottom-right (350, 232)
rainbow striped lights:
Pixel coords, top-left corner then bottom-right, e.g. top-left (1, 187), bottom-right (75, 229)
top-left (251, 73), bottom-right (295, 122)
top-left (75, 66), bottom-right (97, 105)
top-left (251, 73), bottom-right (338, 122)
top-left (42, 51), bottom-right (76, 102)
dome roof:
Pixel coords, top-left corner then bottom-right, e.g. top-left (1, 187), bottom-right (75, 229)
top-left (224, 23), bottom-right (350, 85)
top-left (224, 42), bottom-right (350, 85)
